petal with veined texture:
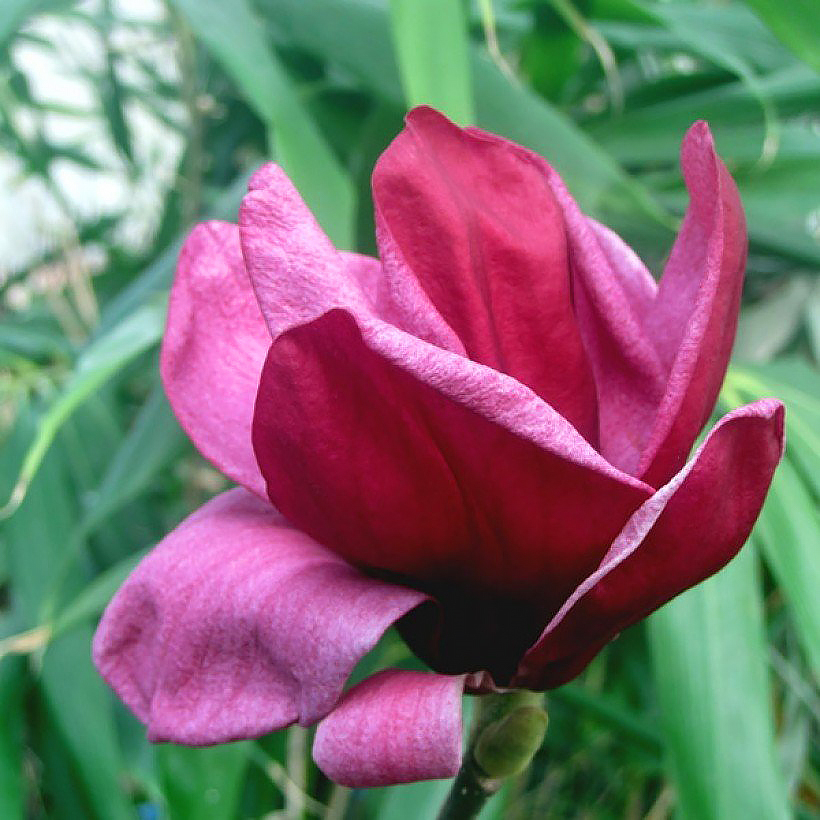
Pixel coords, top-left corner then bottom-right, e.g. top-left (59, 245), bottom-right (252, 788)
top-left (92, 489), bottom-right (426, 745)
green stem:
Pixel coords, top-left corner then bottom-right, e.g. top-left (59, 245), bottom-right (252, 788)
top-left (437, 691), bottom-right (547, 820)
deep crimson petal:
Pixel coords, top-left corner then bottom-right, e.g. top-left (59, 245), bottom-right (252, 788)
top-left (516, 399), bottom-right (785, 689)
top-left (240, 158), bottom-right (652, 622)
top-left (92, 489), bottom-right (426, 745)
top-left (312, 669), bottom-right (463, 787)
top-left (252, 310), bottom-right (652, 669)
top-left (638, 122), bottom-right (747, 485)
top-left (373, 106), bottom-right (598, 442)
top-left (160, 221), bottom-right (270, 497)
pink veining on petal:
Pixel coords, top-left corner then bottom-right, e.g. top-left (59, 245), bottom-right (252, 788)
top-left (92, 489), bottom-right (426, 745)
top-left (544, 164), bottom-right (666, 477)
top-left (313, 669), bottom-right (464, 787)
top-left (160, 221), bottom-right (270, 497)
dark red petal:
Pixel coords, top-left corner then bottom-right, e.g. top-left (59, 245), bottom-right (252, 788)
top-left (373, 106), bottom-right (598, 442)
top-left (638, 122), bottom-right (748, 485)
top-left (252, 308), bottom-right (650, 618)
top-left (516, 399), bottom-right (784, 689)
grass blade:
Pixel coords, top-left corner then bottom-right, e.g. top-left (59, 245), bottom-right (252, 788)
top-left (388, 0), bottom-right (474, 123)
top-left (1, 300), bottom-right (165, 518)
top-left (753, 457), bottom-right (820, 678)
top-left (170, 0), bottom-right (355, 247)
top-left (742, 0), bottom-right (820, 72)
top-left (648, 549), bottom-right (790, 820)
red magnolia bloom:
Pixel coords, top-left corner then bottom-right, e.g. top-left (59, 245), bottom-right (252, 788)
top-left (93, 107), bottom-right (784, 788)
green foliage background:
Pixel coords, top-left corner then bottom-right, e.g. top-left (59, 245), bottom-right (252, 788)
top-left (0, 1), bottom-right (818, 817)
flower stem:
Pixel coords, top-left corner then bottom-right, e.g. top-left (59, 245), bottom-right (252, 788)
top-left (437, 690), bottom-right (547, 820)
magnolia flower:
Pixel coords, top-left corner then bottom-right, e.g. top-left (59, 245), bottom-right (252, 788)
top-left (93, 107), bottom-right (784, 788)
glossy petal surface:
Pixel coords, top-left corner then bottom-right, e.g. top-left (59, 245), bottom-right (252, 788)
top-left (92, 489), bottom-right (425, 745)
top-left (313, 669), bottom-right (464, 787)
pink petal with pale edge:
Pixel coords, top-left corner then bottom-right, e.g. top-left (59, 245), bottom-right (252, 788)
top-left (160, 221), bottom-right (270, 497)
top-left (313, 669), bottom-right (464, 787)
top-left (92, 489), bottom-right (426, 745)
top-left (516, 399), bottom-right (784, 688)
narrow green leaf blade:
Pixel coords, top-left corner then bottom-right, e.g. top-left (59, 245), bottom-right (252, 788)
top-left (648, 549), bottom-right (790, 820)
top-left (82, 384), bottom-right (183, 535)
top-left (50, 549), bottom-right (146, 641)
top-left (0, 648), bottom-right (25, 819)
top-left (388, 0), bottom-right (474, 123)
top-left (157, 743), bottom-right (250, 820)
top-left (753, 457), bottom-right (820, 678)
top-left (170, 0), bottom-right (355, 246)
top-left (742, 0), bottom-right (820, 72)
top-left (2, 301), bottom-right (165, 516)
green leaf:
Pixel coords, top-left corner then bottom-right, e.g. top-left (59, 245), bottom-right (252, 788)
top-left (389, 0), bottom-right (474, 123)
top-left (753, 457), bottom-right (820, 678)
top-left (648, 549), bottom-right (790, 820)
top-left (742, 0), bottom-right (820, 73)
top-left (169, 0), bottom-right (355, 247)
top-left (5, 438), bottom-right (133, 820)
top-left (157, 743), bottom-right (250, 820)
top-left (1, 300), bottom-right (165, 517)
top-left (40, 629), bottom-right (135, 820)
top-left (734, 277), bottom-right (813, 363)
top-left (0, 632), bottom-right (25, 820)
top-left (262, 0), bottom-right (668, 229)
top-left (80, 384), bottom-right (184, 536)
top-left (0, 0), bottom-right (42, 47)
top-left (726, 360), bottom-right (820, 497)
top-left (48, 549), bottom-right (146, 641)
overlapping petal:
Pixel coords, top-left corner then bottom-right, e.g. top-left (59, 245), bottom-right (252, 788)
top-left (160, 221), bottom-right (270, 497)
top-left (92, 489), bottom-right (426, 745)
top-left (313, 669), bottom-right (464, 787)
top-left (373, 106), bottom-right (597, 441)
top-left (516, 398), bottom-right (784, 689)
top-left (240, 164), bottom-right (653, 607)
top-left (95, 108), bottom-right (782, 793)
top-left (639, 122), bottom-right (747, 485)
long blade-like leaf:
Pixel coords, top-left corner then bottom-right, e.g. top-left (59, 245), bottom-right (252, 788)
top-left (170, 0), bottom-right (355, 247)
top-left (388, 0), bottom-right (474, 123)
top-left (648, 549), bottom-right (790, 820)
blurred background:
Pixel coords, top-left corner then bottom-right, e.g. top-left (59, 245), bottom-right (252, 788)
top-left (0, 0), bottom-right (817, 818)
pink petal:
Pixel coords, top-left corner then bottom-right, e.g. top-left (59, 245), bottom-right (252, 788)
top-left (160, 221), bottom-right (270, 497)
top-left (313, 669), bottom-right (464, 787)
top-left (587, 219), bottom-right (657, 317)
top-left (92, 489), bottom-right (426, 745)
top-left (639, 122), bottom-right (747, 485)
top-left (516, 399), bottom-right (785, 689)
top-left (373, 106), bottom-right (598, 442)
